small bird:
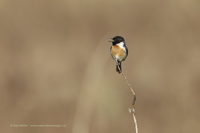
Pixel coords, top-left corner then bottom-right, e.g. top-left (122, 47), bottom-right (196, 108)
top-left (109, 36), bottom-right (128, 74)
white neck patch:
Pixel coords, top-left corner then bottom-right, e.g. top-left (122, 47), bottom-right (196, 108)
top-left (116, 42), bottom-right (126, 51)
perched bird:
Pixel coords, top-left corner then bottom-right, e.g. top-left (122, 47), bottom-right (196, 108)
top-left (109, 36), bottom-right (128, 73)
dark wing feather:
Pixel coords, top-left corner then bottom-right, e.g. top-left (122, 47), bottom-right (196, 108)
top-left (125, 46), bottom-right (128, 56)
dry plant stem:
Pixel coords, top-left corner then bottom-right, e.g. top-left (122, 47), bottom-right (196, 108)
top-left (120, 68), bottom-right (138, 133)
top-left (121, 73), bottom-right (136, 106)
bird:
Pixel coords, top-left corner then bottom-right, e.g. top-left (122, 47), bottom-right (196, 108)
top-left (109, 36), bottom-right (128, 74)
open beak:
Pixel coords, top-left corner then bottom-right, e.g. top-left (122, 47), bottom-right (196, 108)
top-left (108, 38), bottom-right (114, 42)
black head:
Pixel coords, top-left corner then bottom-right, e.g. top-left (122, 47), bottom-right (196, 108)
top-left (109, 36), bottom-right (125, 45)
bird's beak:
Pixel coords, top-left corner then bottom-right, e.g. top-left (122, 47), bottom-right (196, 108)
top-left (108, 38), bottom-right (114, 42)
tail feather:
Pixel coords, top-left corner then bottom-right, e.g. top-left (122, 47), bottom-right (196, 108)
top-left (116, 61), bottom-right (122, 73)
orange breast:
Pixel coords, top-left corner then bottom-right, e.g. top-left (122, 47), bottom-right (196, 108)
top-left (111, 45), bottom-right (126, 61)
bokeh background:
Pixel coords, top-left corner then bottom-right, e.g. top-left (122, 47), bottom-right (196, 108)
top-left (1, 0), bottom-right (200, 133)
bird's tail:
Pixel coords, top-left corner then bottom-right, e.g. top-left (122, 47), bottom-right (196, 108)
top-left (116, 61), bottom-right (122, 74)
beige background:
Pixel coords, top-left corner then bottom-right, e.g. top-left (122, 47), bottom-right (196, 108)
top-left (1, 0), bottom-right (200, 133)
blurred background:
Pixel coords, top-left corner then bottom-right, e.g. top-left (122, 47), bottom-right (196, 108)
top-left (0, 0), bottom-right (200, 133)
